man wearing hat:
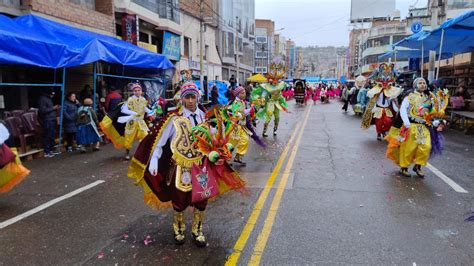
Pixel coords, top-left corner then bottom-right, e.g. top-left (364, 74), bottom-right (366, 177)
top-left (128, 82), bottom-right (245, 247)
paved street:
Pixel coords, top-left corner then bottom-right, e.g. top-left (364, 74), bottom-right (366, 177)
top-left (0, 100), bottom-right (473, 265)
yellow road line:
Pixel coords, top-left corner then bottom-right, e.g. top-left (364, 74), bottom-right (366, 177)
top-left (225, 107), bottom-right (309, 266)
top-left (248, 104), bottom-right (312, 265)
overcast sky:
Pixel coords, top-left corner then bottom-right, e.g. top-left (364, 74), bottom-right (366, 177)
top-left (255, 0), bottom-right (428, 47)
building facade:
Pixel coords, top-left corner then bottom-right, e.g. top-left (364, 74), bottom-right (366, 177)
top-left (177, 5), bottom-right (222, 81)
top-left (286, 39), bottom-right (296, 77)
top-left (358, 20), bottom-right (409, 75)
top-left (254, 19), bottom-right (274, 74)
top-left (215, 0), bottom-right (255, 84)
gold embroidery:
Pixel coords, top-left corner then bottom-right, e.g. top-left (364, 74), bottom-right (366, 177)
top-left (175, 165), bottom-right (192, 192)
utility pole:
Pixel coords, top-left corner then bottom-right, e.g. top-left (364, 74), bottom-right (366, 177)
top-left (235, 16), bottom-right (240, 86)
top-left (199, 0), bottom-right (206, 102)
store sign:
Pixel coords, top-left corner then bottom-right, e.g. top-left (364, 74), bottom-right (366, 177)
top-left (122, 14), bottom-right (138, 45)
top-left (162, 31), bottom-right (181, 61)
top-left (138, 42), bottom-right (157, 53)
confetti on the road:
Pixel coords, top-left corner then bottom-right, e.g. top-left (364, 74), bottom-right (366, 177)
top-left (408, 199), bottom-right (414, 204)
top-left (144, 235), bottom-right (153, 246)
top-left (465, 213), bottom-right (474, 222)
top-left (435, 193), bottom-right (443, 197)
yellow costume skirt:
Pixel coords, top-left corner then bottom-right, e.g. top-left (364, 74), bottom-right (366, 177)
top-left (0, 148), bottom-right (29, 193)
top-left (124, 119), bottom-right (149, 150)
top-left (100, 116), bottom-right (125, 149)
top-left (385, 123), bottom-right (431, 167)
top-left (229, 125), bottom-right (250, 156)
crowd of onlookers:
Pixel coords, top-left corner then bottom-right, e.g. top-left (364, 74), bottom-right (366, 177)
top-left (36, 84), bottom-right (125, 157)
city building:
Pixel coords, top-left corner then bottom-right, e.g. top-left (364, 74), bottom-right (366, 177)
top-left (286, 39), bottom-right (296, 77)
top-left (179, 0), bottom-right (222, 81)
top-left (274, 33), bottom-right (287, 63)
top-left (254, 19), bottom-right (274, 74)
top-left (358, 19), bottom-right (409, 76)
top-left (300, 46), bottom-right (347, 78)
top-left (215, 0), bottom-right (255, 84)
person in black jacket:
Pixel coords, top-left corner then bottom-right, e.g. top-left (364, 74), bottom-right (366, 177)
top-left (38, 89), bottom-right (60, 157)
top-left (210, 84), bottom-right (219, 106)
top-left (63, 92), bottom-right (80, 152)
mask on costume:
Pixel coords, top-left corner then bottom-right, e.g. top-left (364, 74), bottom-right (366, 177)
top-left (369, 63), bottom-right (397, 88)
top-left (413, 77), bottom-right (426, 91)
top-left (355, 75), bottom-right (367, 88)
top-left (265, 57), bottom-right (287, 85)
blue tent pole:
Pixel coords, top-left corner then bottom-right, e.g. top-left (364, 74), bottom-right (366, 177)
top-left (58, 68), bottom-right (67, 151)
top-left (93, 62), bottom-right (97, 111)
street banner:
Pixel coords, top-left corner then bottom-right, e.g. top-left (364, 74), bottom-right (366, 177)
top-left (122, 14), bottom-right (138, 45)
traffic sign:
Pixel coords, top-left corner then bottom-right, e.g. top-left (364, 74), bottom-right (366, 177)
top-left (411, 22), bottom-right (423, 33)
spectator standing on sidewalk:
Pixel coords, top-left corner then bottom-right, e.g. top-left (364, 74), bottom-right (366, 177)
top-left (210, 83), bottom-right (219, 106)
top-left (229, 74), bottom-right (237, 89)
top-left (105, 85), bottom-right (123, 112)
top-left (38, 89), bottom-right (60, 157)
top-left (76, 98), bottom-right (101, 153)
top-left (63, 92), bottom-right (80, 152)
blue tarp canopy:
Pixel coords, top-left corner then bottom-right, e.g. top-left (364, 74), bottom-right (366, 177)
top-left (195, 80), bottom-right (230, 104)
top-left (393, 10), bottom-right (474, 54)
top-left (303, 77), bottom-right (321, 82)
top-left (0, 14), bottom-right (174, 70)
top-left (322, 78), bottom-right (337, 83)
top-left (378, 49), bottom-right (451, 60)
top-left (0, 15), bottom-right (78, 68)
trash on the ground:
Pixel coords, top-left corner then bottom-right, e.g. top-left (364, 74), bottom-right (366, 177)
top-left (465, 213), bottom-right (474, 222)
top-left (97, 251), bottom-right (105, 259)
top-left (144, 235), bottom-right (153, 246)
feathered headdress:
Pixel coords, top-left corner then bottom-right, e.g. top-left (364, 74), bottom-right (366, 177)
top-left (192, 107), bottom-right (235, 163)
top-left (421, 89), bottom-right (450, 126)
top-left (265, 57), bottom-right (287, 84)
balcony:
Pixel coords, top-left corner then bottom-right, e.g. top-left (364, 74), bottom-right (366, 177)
top-left (368, 25), bottom-right (407, 39)
top-left (362, 45), bottom-right (392, 58)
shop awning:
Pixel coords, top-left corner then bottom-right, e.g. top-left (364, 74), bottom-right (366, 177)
top-left (393, 10), bottom-right (474, 54)
top-left (0, 15), bottom-right (78, 68)
top-left (0, 14), bottom-right (174, 70)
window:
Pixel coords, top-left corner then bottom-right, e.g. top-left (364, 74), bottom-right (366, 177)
top-left (393, 35), bottom-right (408, 44)
top-left (256, 51), bottom-right (267, 58)
top-left (204, 45), bottom-right (209, 61)
top-left (256, 67), bottom-right (267, 73)
top-left (256, 36), bottom-right (267, 43)
top-left (184, 37), bottom-right (191, 57)
top-left (139, 32), bottom-right (149, 43)
top-left (115, 24), bottom-right (122, 37)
